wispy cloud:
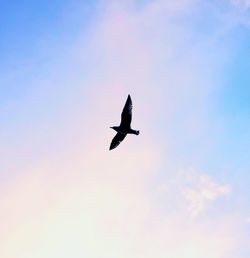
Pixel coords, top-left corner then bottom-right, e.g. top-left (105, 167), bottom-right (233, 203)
top-left (231, 0), bottom-right (250, 8)
top-left (183, 173), bottom-right (231, 217)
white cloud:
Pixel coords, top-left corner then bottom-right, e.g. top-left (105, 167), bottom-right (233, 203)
top-left (183, 173), bottom-right (231, 217)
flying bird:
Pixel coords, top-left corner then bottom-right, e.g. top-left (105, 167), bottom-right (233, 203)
top-left (109, 94), bottom-right (140, 150)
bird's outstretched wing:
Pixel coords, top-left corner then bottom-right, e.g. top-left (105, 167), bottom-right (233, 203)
top-left (120, 94), bottom-right (132, 129)
top-left (109, 133), bottom-right (126, 150)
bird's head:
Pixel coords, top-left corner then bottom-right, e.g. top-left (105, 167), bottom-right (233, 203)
top-left (110, 126), bottom-right (118, 132)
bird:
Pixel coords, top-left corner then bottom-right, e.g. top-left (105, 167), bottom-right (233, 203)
top-left (109, 94), bottom-right (140, 150)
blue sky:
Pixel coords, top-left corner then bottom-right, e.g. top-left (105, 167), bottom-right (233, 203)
top-left (0, 0), bottom-right (95, 104)
top-left (1, 1), bottom-right (250, 257)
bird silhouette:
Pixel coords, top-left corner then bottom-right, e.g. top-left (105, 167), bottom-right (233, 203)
top-left (109, 94), bottom-right (140, 150)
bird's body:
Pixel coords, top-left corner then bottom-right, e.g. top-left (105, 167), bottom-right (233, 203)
top-left (110, 126), bottom-right (139, 135)
top-left (109, 95), bottom-right (140, 150)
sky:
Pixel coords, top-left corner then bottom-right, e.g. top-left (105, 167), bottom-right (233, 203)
top-left (0, 0), bottom-right (250, 257)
